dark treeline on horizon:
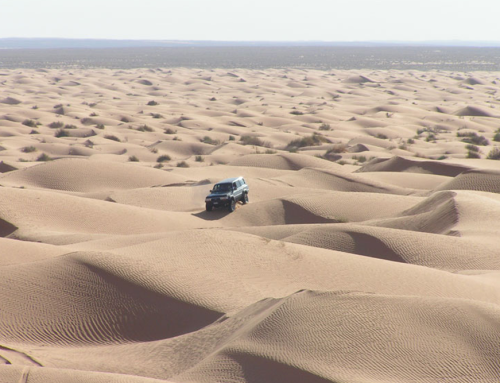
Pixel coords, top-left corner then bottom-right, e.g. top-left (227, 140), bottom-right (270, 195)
top-left (1, 38), bottom-right (500, 49)
top-left (0, 46), bottom-right (499, 71)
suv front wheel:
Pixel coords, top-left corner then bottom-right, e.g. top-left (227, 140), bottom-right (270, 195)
top-left (206, 203), bottom-right (213, 211)
top-left (228, 199), bottom-right (236, 212)
top-left (243, 193), bottom-right (249, 204)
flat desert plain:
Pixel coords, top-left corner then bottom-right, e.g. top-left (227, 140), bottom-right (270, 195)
top-left (1, 67), bottom-right (500, 382)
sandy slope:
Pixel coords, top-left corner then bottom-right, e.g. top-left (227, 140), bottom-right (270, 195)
top-left (1, 68), bottom-right (500, 382)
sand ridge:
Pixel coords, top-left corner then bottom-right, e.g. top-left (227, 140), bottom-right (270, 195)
top-left (1, 67), bottom-right (500, 382)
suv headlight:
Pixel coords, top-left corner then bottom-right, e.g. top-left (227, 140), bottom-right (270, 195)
top-left (205, 197), bottom-right (211, 202)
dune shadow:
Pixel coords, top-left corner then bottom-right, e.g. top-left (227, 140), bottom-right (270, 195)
top-left (0, 218), bottom-right (17, 237)
top-left (231, 351), bottom-right (334, 383)
top-left (81, 262), bottom-right (224, 343)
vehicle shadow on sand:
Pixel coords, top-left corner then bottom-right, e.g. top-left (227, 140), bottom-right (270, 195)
top-left (193, 203), bottom-right (244, 221)
top-left (192, 209), bottom-right (232, 221)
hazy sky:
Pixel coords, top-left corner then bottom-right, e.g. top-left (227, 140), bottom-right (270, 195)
top-left (3, 0), bottom-right (500, 41)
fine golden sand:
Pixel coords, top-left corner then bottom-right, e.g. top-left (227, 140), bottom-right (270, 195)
top-left (1, 68), bottom-right (500, 382)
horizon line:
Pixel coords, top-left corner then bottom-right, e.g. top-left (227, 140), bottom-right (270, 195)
top-left (2, 37), bottom-right (500, 43)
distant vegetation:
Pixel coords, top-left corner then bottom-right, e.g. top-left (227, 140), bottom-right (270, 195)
top-left (352, 155), bottom-right (367, 163)
top-left (319, 123), bottom-right (331, 131)
top-left (104, 134), bottom-right (121, 142)
top-left (49, 121), bottom-right (64, 129)
top-left (467, 150), bottom-right (480, 159)
top-left (493, 130), bottom-right (500, 142)
top-left (157, 155), bottom-right (171, 163)
top-left (240, 135), bottom-right (265, 146)
top-left (286, 133), bottom-right (331, 151)
top-left (55, 129), bottom-right (69, 138)
top-left (137, 125), bottom-right (154, 132)
top-left (201, 136), bottom-right (220, 145)
top-left (466, 144), bottom-right (480, 158)
top-left (22, 146), bottom-right (37, 153)
top-left (36, 153), bottom-right (52, 162)
top-left (22, 119), bottom-right (39, 128)
top-left (487, 147), bottom-right (500, 160)
top-left (457, 131), bottom-right (489, 146)
top-left (425, 133), bottom-right (436, 142)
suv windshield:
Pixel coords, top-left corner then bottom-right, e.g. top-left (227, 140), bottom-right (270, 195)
top-left (213, 183), bottom-right (231, 192)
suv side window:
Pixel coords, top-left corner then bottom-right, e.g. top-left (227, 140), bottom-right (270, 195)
top-left (236, 180), bottom-right (243, 188)
top-left (232, 182), bottom-right (237, 190)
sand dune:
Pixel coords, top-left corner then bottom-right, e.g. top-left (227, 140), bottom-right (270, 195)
top-left (0, 251), bottom-right (222, 345)
top-left (173, 290), bottom-right (500, 383)
top-left (230, 152), bottom-right (338, 170)
top-left (274, 167), bottom-right (414, 194)
top-left (235, 222), bottom-right (500, 270)
top-left (437, 169), bottom-right (500, 193)
top-left (1, 68), bottom-right (500, 382)
top-left (0, 158), bottom-right (187, 192)
top-left (0, 366), bottom-right (170, 383)
top-left (454, 105), bottom-right (499, 117)
top-left (357, 155), bottom-right (472, 176)
top-left (0, 187), bottom-right (211, 244)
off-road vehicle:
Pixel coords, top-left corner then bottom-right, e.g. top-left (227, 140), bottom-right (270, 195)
top-left (205, 176), bottom-right (249, 212)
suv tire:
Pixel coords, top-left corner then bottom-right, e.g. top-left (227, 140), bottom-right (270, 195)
top-left (206, 204), bottom-right (213, 211)
top-left (228, 199), bottom-right (236, 212)
top-left (243, 193), bottom-right (249, 204)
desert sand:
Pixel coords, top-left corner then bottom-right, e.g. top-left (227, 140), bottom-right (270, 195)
top-left (0, 67), bottom-right (500, 382)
